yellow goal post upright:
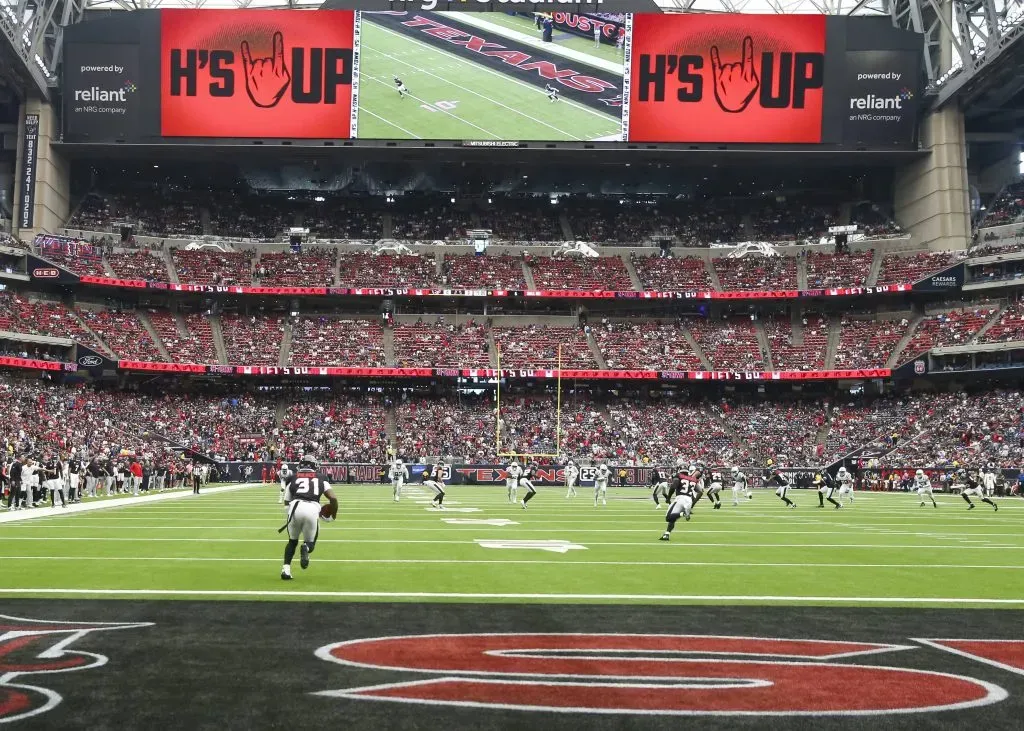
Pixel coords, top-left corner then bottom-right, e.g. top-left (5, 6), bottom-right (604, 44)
top-left (495, 342), bottom-right (563, 461)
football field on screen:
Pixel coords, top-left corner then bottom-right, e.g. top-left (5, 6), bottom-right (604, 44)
top-left (356, 18), bottom-right (622, 141)
top-left (1, 485), bottom-right (1022, 605)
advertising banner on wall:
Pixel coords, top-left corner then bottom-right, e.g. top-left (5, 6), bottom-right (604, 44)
top-left (18, 113), bottom-right (39, 229)
top-left (160, 9), bottom-right (356, 138)
top-left (625, 13), bottom-right (826, 143)
top-left (62, 44), bottom-right (142, 142)
top-left (842, 49), bottom-right (921, 146)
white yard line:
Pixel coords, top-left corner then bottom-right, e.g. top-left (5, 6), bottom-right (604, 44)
top-left (1, 588), bottom-right (1022, 605)
top-left (0, 484), bottom-right (261, 524)
top-left (4, 556), bottom-right (1024, 570)
top-left (448, 12), bottom-right (623, 74)
top-left (362, 72), bottom-right (501, 138)
top-left (359, 104), bottom-right (422, 138)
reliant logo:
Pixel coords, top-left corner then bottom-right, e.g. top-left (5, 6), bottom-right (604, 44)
top-left (411, 0), bottom-right (602, 11)
top-left (74, 80), bottom-right (137, 103)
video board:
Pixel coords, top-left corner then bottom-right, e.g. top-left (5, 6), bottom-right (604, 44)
top-left (61, 9), bottom-right (923, 147)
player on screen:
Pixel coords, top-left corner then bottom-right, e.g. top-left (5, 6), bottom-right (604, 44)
top-left (394, 76), bottom-right (409, 99)
top-left (545, 84), bottom-right (560, 103)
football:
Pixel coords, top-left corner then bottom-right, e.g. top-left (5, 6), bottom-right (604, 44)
top-left (320, 502), bottom-right (337, 520)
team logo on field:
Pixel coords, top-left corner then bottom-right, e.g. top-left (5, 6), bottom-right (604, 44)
top-left (313, 633), bottom-right (1007, 715)
top-left (0, 615), bottom-right (152, 724)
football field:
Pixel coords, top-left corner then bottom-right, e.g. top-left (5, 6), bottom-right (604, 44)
top-left (356, 17), bottom-right (622, 141)
top-left (1, 485), bottom-right (1021, 604)
top-left (3, 485), bottom-right (1024, 728)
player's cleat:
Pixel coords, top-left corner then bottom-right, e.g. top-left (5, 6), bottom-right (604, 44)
top-left (993, 503), bottom-right (998, 511)
top-left (920, 502), bottom-right (925, 507)
top-left (967, 504), bottom-right (975, 510)
top-left (789, 503), bottom-right (797, 509)
top-left (713, 503), bottom-right (721, 510)
top-left (835, 504), bottom-right (842, 509)
top-left (300, 543), bottom-right (310, 570)
top-left (659, 532), bottom-right (670, 541)
top-left (281, 570), bottom-right (292, 580)
top-left (521, 500), bottom-right (527, 509)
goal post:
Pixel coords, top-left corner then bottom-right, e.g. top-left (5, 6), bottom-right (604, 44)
top-left (495, 342), bottom-right (563, 460)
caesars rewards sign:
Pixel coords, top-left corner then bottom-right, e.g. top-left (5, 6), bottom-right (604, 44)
top-left (627, 14), bottom-right (826, 143)
top-left (160, 9), bottom-right (355, 138)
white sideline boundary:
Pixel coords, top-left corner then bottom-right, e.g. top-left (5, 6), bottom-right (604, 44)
top-left (1, 588), bottom-right (1023, 605)
top-left (0, 483), bottom-right (263, 524)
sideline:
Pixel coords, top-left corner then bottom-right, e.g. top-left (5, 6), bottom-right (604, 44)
top-left (0, 483), bottom-right (264, 524)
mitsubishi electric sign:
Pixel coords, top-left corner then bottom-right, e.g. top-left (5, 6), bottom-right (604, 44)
top-left (843, 49), bottom-right (920, 146)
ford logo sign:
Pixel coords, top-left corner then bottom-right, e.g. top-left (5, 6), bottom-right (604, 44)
top-left (78, 355), bottom-right (103, 367)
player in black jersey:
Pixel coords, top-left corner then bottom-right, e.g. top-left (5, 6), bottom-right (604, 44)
top-left (706, 468), bottom-right (724, 509)
top-left (814, 470), bottom-right (842, 509)
top-left (394, 76), bottom-right (409, 98)
top-left (423, 462), bottom-right (447, 509)
top-left (67, 454), bottom-right (81, 503)
top-left (650, 467), bottom-right (670, 507)
top-left (280, 455), bottom-right (338, 580)
top-left (659, 470), bottom-right (702, 541)
top-left (545, 84), bottom-right (560, 102)
top-left (520, 461), bottom-right (539, 508)
top-left (960, 468), bottom-right (998, 511)
top-left (765, 467), bottom-right (796, 508)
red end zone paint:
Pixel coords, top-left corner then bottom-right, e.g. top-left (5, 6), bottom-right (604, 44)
top-left (920, 640), bottom-right (1024, 678)
top-left (316, 634), bottom-right (1007, 715)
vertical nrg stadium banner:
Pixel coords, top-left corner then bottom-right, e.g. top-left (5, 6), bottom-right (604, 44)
top-left (59, 10), bottom-right (921, 146)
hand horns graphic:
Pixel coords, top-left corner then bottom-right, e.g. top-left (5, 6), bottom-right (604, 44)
top-left (709, 36), bottom-right (759, 113)
top-left (241, 31), bottom-right (291, 109)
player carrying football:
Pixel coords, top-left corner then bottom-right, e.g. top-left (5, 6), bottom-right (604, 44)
top-left (960, 468), bottom-right (997, 511)
top-left (394, 76), bottom-right (409, 98)
top-left (659, 468), bottom-right (703, 541)
top-left (730, 466), bottom-right (752, 505)
top-left (914, 469), bottom-right (937, 508)
top-left (520, 461), bottom-right (538, 509)
top-left (280, 455), bottom-right (337, 581)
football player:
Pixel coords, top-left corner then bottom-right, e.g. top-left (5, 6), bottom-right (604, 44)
top-left (836, 466), bottom-right (855, 506)
top-left (564, 459), bottom-right (579, 499)
top-left (506, 459), bottom-right (522, 504)
top-left (650, 466), bottom-right (670, 508)
top-left (961, 468), bottom-right (997, 511)
top-left (394, 75), bottom-right (409, 98)
top-left (423, 461), bottom-right (447, 510)
top-left (765, 466), bottom-right (796, 509)
top-left (731, 466), bottom-right (752, 505)
top-left (814, 470), bottom-right (841, 509)
top-left (706, 467), bottom-right (724, 510)
top-left (389, 457), bottom-right (408, 502)
top-left (278, 462), bottom-right (292, 504)
top-left (280, 455), bottom-right (337, 581)
top-left (914, 469), bottom-right (937, 508)
top-left (594, 460), bottom-right (610, 507)
top-left (660, 468), bottom-right (702, 541)
top-left (545, 84), bottom-right (560, 102)
top-left (520, 461), bottom-right (538, 509)
top-left (982, 465), bottom-right (998, 497)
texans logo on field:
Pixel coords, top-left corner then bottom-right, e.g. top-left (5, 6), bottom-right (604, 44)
top-left (78, 355), bottom-right (103, 367)
top-left (0, 615), bottom-right (152, 723)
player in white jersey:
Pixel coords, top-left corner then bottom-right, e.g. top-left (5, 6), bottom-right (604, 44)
top-left (278, 462), bottom-right (292, 504)
top-left (706, 469), bottom-right (724, 510)
top-left (836, 466), bottom-right (855, 506)
top-left (506, 460), bottom-right (522, 503)
top-left (982, 467), bottom-right (998, 497)
top-left (564, 460), bottom-right (579, 498)
top-left (914, 469), bottom-right (937, 508)
top-left (730, 466), bottom-right (752, 505)
top-left (593, 461), bottom-right (610, 507)
top-left (389, 458), bottom-right (409, 502)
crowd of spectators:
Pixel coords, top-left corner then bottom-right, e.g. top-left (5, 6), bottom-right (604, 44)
top-left (278, 394), bottom-right (388, 463)
top-left (834, 315), bottom-right (909, 369)
top-left (748, 203), bottom-right (836, 243)
top-left (720, 399), bottom-right (826, 466)
top-left (902, 304), bottom-right (998, 356)
top-left (337, 253), bottom-right (436, 288)
top-left (806, 251), bottom-right (873, 288)
top-left (256, 249), bottom-right (337, 287)
top-left (981, 180), bottom-right (1024, 227)
top-left (631, 253), bottom-right (712, 291)
top-left (393, 321), bottom-right (490, 368)
top-left (304, 199), bottom-right (384, 240)
top-left (527, 255), bottom-right (633, 291)
top-left (76, 308), bottom-right (163, 361)
top-left (440, 254), bottom-right (526, 289)
top-left (220, 313), bottom-right (285, 365)
top-left (492, 325), bottom-right (597, 368)
top-left (172, 249), bottom-right (254, 286)
top-left (762, 313), bottom-right (828, 371)
top-left (687, 316), bottom-right (766, 370)
top-left (479, 206), bottom-right (562, 242)
top-left (565, 205), bottom-right (673, 244)
top-left (0, 293), bottom-right (102, 352)
top-left (876, 251), bottom-right (958, 285)
top-left (713, 255), bottom-right (798, 291)
top-left (289, 318), bottom-right (386, 367)
top-left (392, 206), bottom-right (472, 241)
top-left (147, 311), bottom-right (217, 364)
top-left (106, 251), bottom-right (172, 282)
top-left (69, 190), bottom-right (203, 237)
top-left (592, 321), bottom-right (703, 370)
top-left (979, 299), bottom-right (1024, 343)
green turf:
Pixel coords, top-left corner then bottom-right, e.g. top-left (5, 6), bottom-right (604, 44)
top-left (1, 485), bottom-right (1021, 606)
top-left (356, 19), bottom-right (621, 141)
top-left (477, 12), bottom-right (625, 65)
